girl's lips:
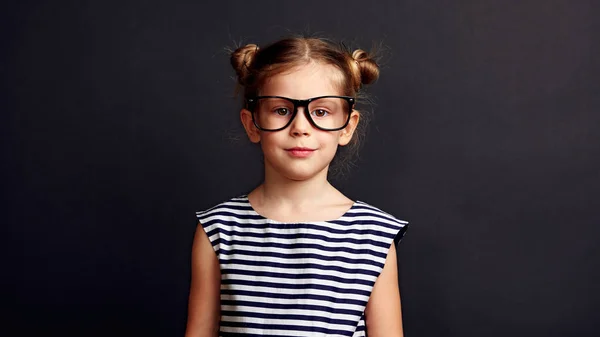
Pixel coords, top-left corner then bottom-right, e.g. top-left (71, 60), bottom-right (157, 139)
top-left (286, 148), bottom-right (315, 158)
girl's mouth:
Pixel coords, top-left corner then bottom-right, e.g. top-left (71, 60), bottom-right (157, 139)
top-left (286, 147), bottom-right (315, 158)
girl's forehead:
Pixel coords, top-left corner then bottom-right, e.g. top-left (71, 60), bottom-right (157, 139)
top-left (259, 62), bottom-right (345, 98)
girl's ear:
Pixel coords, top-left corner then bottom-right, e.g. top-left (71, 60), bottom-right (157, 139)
top-left (240, 109), bottom-right (261, 143)
top-left (338, 110), bottom-right (360, 146)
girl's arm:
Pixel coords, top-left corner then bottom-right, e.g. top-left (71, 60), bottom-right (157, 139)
top-left (364, 243), bottom-right (404, 337)
top-left (184, 223), bottom-right (221, 337)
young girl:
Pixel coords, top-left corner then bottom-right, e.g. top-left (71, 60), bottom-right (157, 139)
top-left (186, 36), bottom-right (409, 337)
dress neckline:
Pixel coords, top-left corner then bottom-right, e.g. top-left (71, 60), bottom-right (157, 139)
top-left (241, 194), bottom-right (358, 224)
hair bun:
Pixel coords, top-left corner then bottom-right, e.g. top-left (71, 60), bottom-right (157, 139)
top-left (230, 44), bottom-right (259, 86)
top-left (352, 49), bottom-right (379, 85)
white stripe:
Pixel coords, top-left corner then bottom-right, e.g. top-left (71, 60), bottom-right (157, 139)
top-left (217, 243), bottom-right (387, 266)
top-left (199, 212), bottom-right (404, 234)
top-left (222, 283), bottom-right (370, 302)
top-left (221, 263), bottom-right (379, 284)
top-left (217, 244), bottom-right (387, 266)
top-left (198, 196), bottom-right (408, 226)
top-left (339, 215), bottom-right (408, 230)
top-left (220, 315), bottom-right (355, 333)
top-left (220, 326), bottom-right (349, 337)
top-left (215, 231), bottom-right (391, 255)
top-left (221, 253), bottom-right (382, 273)
top-left (200, 197), bottom-right (408, 227)
top-left (352, 201), bottom-right (402, 215)
top-left (202, 220), bottom-right (396, 244)
top-left (220, 305), bottom-right (360, 322)
top-left (352, 317), bottom-right (366, 336)
top-left (222, 274), bottom-right (374, 293)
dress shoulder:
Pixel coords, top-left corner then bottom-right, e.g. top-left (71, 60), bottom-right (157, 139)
top-left (195, 195), bottom-right (249, 220)
top-left (194, 195), bottom-right (254, 254)
top-left (351, 200), bottom-right (409, 244)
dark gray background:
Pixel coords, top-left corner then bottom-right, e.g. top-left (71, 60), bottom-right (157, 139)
top-left (3, 0), bottom-right (599, 336)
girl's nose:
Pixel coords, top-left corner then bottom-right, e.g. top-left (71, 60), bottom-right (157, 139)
top-left (288, 108), bottom-right (312, 136)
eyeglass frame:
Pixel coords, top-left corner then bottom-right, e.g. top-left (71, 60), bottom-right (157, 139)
top-left (245, 95), bottom-right (356, 132)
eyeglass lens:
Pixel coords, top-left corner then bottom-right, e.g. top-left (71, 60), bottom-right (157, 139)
top-left (254, 97), bottom-right (350, 130)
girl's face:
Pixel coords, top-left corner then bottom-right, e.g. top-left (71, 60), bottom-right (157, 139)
top-left (240, 62), bottom-right (359, 181)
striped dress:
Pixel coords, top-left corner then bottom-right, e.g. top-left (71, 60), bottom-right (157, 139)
top-left (196, 195), bottom-right (408, 337)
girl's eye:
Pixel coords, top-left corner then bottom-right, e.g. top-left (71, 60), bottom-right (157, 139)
top-left (311, 109), bottom-right (329, 117)
top-left (274, 108), bottom-right (290, 116)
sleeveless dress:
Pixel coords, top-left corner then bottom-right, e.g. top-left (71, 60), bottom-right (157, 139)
top-left (196, 195), bottom-right (408, 337)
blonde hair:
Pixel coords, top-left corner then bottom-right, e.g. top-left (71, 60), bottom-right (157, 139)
top-left (230, 37), bottom-right (379, 98)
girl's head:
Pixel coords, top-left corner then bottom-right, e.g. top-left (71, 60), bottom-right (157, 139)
top-left (230, 36), bottom-right (381, 180)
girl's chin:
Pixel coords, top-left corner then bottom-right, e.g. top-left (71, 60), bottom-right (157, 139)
top-left (269, 165), bottom-right (329, 182)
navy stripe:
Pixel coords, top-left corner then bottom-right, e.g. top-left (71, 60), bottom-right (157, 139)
top-left (353, 202), bottom-right (403, 218)
top-left (198, 212), bottom-right (401, 237)
top-left (219, 321), bottom-right (351, 335)
top-left (331, 216), bottom-right (405, 232)
top-left (208, 237), bottom-right (221, 248)
top-left (218, 238), bottom-right (388, 259)
top-left (221, 258), bottom-right (380, 277)
top-left (220, 333), bottom-right (292, 337)
top-left (221, 269), bottom-right (375, 286)
top-left (221, 310), bottom-right (356, 326)
top-left (205, 227), bottom-right (219, 238)
top-left (200, 204), bottom-right (253, 212)
top-left (195, 200), bottom-right (253, 216)
top-left (215, 228), bottom-right (391, 248)
top-left (221, 278), bottom-right (371, 297)
top-left (201, 218), bottom-right (395, 238)
top-left (218, 248), bottom-right (385, 268)
top-left (332, 217), bottom-right (402, 229)
top-left (198, 210), bottom-right (264, 221)
top-left (220, 333), bottom-right (290, 337)
top-left (221, 299), bottom-right (363, 317)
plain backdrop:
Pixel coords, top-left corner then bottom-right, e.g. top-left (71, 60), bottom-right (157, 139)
top-left (3, 0), bottom-right (599, 336)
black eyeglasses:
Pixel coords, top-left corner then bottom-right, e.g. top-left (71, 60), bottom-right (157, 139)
top-left (246, 95), bottom-right (356, 131)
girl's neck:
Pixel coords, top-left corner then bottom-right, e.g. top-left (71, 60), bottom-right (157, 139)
top-left (251, 164), bottom-right (341, 210)
top-left (246, 163), bottom-right (354, 222)
top-left (262, 178), bottom-right (330, 205)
